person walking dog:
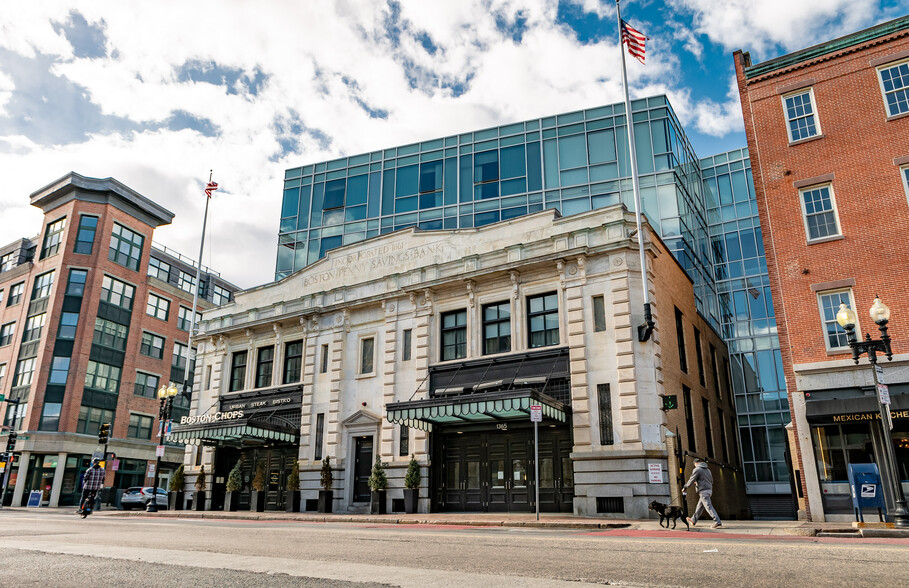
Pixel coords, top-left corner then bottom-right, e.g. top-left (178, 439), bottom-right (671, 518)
top-left (683, 457), bottom-right (722, 529)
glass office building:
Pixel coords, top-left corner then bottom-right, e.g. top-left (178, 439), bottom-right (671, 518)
top-left (701, 149), bottom-right (794, 518)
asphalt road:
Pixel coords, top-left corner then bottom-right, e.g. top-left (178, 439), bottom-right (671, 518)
top-left (2, 511), bottom-right (908, 587)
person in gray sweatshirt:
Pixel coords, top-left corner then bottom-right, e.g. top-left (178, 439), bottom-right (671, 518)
top-left (683, 458), bottom-right (722, 528)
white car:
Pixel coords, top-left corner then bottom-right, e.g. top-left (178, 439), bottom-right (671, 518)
top-left (120, 487), bottom-right (168, 510)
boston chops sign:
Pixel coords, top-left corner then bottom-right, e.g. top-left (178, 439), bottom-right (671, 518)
top-left (220, 388), bottom-right (303, 415)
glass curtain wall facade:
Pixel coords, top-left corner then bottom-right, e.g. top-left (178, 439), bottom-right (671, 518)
top-left (277, 96), bottom-right (718, 325)
top-left (701, 149), bottom-right (794, 516)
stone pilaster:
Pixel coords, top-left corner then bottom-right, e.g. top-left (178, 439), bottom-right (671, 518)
top-left (381, 300), bottom-right (398, 458)
top-left (325, 312), bottom-right (346, 452)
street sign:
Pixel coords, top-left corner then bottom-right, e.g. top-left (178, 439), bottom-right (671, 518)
top-left (156, 445), bottom-right (165, 457)
top-left (112, 459), bottom-right (120, 471)
top-left (648, 463), bottom-right (663, 484)
top-left (147, 463), bottom-right (156, 477)
top-left (530, 405), bottom-right (542, 422)
top-left (0, 394), bottom-right (5, 401)
top-left (877, 383), bottom-right (891, 405)
top-left (874, 365), bottom-right (885, 384)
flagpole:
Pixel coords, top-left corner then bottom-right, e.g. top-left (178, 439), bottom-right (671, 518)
top-left (616, 0), bottom-right (654, 342)
top-left (182, 171), bottom-right (213, 397)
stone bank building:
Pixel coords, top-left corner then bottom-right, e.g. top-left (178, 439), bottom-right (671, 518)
top-left (174, 206), bottom-right (745, 517)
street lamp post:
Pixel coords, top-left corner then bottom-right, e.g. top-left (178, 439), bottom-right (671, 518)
top-left (836, 296), bottom-right (909, 528)
top-left (147, 382), bottom-right (179, 513)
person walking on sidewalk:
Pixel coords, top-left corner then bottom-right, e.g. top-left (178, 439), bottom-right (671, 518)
top-left (683, 457), bottom-right (722, 529)
top-left (79, 458), bottom-right (105, 515)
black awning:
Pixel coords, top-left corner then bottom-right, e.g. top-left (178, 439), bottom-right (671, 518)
top-left (167, 418), bottom-right (299, 446)
top-left (805, 390), bottom-right (909, 423)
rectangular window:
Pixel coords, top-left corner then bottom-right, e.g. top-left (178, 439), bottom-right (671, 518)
top-left (212, 284), bottom-right (231, 305)
top-left (694, 328), bottom-right (705, 386)
top-left (399, 425), bottom-right (409, 457)
top-left (31, 271), bottom-right (55, 300)
top-left (441, 309), bottom-right (468, 360)
top-left (66, 269), bottom-right (88, 296)
top-left (360, 337), bottom-right (375, 375)
top-left (702, 398), bottom-right (714, 458)
top-left (76, 406), bottom-right (114, 435)
top-left (39, 402), bottom-right (62, 431)
top-left (902, 166), bottom-right (909, 207)
top-left (683, 386), bottom-right (696, 452)
top-left (1, 252), bottom-right (17, 272)
top-left (135, 371), bottom-right (159, 398)
top-left (718, 408), bottom-right (729, 463)
top-left (482, 301), bottom-right (511, 354)
top-left (172, 342), bottom-right (195, 374)
top-left (0, 289), bottom-right (3, 305)
top-left (320, 344), bottom-right (329, 373)
top-left (128, 413), bottom-right (154, 440)
top-left (402, 329), bottom-right (412, 361)
top-left (101, 275), bottom-right (135, 309)
top-left (255, 345), bottom-right (274, 388)
top-left (108, 222), bottom-right (144, 271)
top-left (283, 341), bottom-right (303, 384)
top-left (22, 313), bottom-right (46, 342)
top-left (177, 270), bottom-right (197, 294)
top-left (878, 59), bottom-right (909, 117)
top-left (0, 322), bottom-right (14, 346)
top-left (675, 307), bottom-right (688, 373)
top-left (230, 350), bottom-right (248, 392)
top-left (147, 257), bottom-right (171, 281)
top-left (177, 306), bottom-right (201, 331)
top-left (41, 217), bottom-right (66, 259)
top-left (85, 360), bottom-right (121, 393)
top-left (710, 344), bottom-right (721, 399)
top-left (818, 289), bottom-right (854, 350)
top-left (74, 215), bottom-right (98, 254)
top-left (0, 363), bottom-right (6, 388)
top-left (140, 332), bottom-right (165, 359)
top-left (13, 357), bottom-right (36, 387)
top-left (782, 89), bottom-right (819, 142)
top-left (527, 292), bottom-right (559, 348)
top-left (598, 383), bottom-right (614, 445)
top-left (592, 295), bottom-right (607, 332)
top-left (93, 317), bottom-right (128, 351)
top-left (48, 356), bottom-right (71, 385)
top-left (799, 184), bottom-right (840, 241)
top-left (7, 282), bottom-right (24, 306)
top-left (147, 293), bottom-right (170, 321)
top-left (314, 413), bottom-right (325, 460)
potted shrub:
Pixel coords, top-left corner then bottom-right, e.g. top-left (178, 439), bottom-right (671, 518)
top-left (225, 460), bottom-right (242, 512)
top-left (318, 456), bottom-right (333, 513)
top-left (285, 459), bottom-right (301, 512)
top-left (193, 465), bottom-right (207, 511)
top-left (250, 461), bottom-right (266, 512)
top-left (168, 464), bottom-right (185, 511)
top-left (403, 455), bottom-right (420, 514)
top-left (367, 455), bottom-right (388, 515)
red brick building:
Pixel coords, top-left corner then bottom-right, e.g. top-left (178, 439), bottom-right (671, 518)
top-left (0, 173), bottom-right (238, 507)
top-left (735, 16), bottom-right (909, 521)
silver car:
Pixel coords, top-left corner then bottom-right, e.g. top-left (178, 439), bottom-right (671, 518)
top-left (120, 487), bottom-right (168, 510)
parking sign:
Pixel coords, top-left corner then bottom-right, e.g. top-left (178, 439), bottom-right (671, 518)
top-left (530, 405), bottom-right (542, 422)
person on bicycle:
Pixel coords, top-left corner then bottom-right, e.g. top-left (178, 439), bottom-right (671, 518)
top-left (79, 458), bottom-right (106, 514)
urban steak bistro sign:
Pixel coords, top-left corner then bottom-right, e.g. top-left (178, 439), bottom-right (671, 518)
top-left (220, 390), bottom-right (303, 414)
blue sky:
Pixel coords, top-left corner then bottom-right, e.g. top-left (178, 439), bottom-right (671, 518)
top-left (0, 1), bottom-right (904, 287)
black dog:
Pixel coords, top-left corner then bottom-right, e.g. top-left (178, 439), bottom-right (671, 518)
top-left (649, 500), bottom-right (689, 530)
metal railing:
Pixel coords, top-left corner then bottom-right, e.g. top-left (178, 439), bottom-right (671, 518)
top-left (151, 242), bottom-right (220, 278)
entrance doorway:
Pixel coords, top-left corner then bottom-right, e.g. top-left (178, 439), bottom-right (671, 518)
top-left (353, 436), bottom-right (374, 503)
top-left (213, 445), bottom-right (296, 511)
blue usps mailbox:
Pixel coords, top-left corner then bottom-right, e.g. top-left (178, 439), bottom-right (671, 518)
top-left (847, 463), bottom-right (886, 522)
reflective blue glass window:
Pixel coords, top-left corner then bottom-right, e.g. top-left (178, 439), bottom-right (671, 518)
top-left (419, 220), bottom-right (443, 230)
top-left (474, 150), bottom-right (498, 183)
top-left (282, 188), bottom-right (300, 217)
top-left (633, 122), bottom-right (654, 174)
top-left (319, 236), bottom-right (342, 258)
top-left (323, 209), bottom-right (344, 226)
top-left (296, 185), bottom-right (311, 229)
top-left (731, 171), bottom-right (749, 202)
top-left (560, 168), bottom-right (588, 186)
top-left (587, 129), bottom-right (616, 164)
top-left (459, 155), bottom-right (473, 202)
top-left (382, 170), bottom-right (395, 215)
top-left (716, 175), bottom-right (733, 205)
top-left (474, 211), bottom-right (500, 226)
top-left (444, 158), bottom-right (458, 205)
top-left (557, 134), bottom-right (587, 169)
top-left (500, 178), bottom-right (526, 197)
top-left (347, 175), bottom-right (368, 206)
top-left (419, 161), bottom-right (443, 193)
top-left (501, 206), bottom-right (527, 220)
top-left (324, 179), bottom-right (345, 209)
top-left (345, 205), bottom-right (367, 222)
top-left (419, 192), bottom-right (442, 209)
top-left (396, 196), bottom-right (418, 213)
top-left (474, 183), bottom-right (499, 200)
top-left (543, 140), bottom-right (559, 188)
top-left (310, 183), bottom-right (324, 227)
top-left (396, 165), bottom-right (418, 197)
top-left (500, 145), bottom-right (525, 179)
top-left (280, 218), bottom-right (296, 232)
top-left (526, 142), bottom-right (542, 191)
top-left (368, 172), bottom-right (381, 218)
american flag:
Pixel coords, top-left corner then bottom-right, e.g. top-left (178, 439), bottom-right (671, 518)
top-left (621, 20), bottom-right (646, 65)
top-left (205, 181), bottom-right (218, 198)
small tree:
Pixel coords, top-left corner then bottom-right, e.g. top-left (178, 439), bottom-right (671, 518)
top-left (252, 461), bottom-right (266, 492)
top-left (169, 464), bottom-right (185, 492)
top-left (320, 456), bottom-right (333, 490)
top-left (226, 461), bottom-right (243, 492)
top-left (404, 455), bottom-right (420, 490)
top-left (286, 459), bottom-right (301, 491)
top-left (367, 455), bottom-right (388, 491)
top-left (194, 465), bottom-right (207, 492)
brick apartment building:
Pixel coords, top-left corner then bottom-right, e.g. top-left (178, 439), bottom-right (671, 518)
top-left (0, 173), bottom-right (238, 507)
top-left (735, 16), bottom-right (909, 521)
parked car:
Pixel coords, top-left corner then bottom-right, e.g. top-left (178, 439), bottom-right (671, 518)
top-left (120, 487), bottom-right (168, 510)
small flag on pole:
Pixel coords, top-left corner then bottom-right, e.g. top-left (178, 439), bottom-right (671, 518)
top-left (621, 20), bottom-right (646, 64)
top-left (205, 181), bottom-right (218, 198)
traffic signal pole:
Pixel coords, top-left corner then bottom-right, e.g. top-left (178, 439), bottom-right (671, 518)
top-left (0, 399), bottom-right (22, 509)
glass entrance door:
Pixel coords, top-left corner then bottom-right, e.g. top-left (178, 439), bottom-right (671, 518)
top-left (537, 428), bottom-right (574, 512)
top-left (487, 434), bottom-right (531, 512)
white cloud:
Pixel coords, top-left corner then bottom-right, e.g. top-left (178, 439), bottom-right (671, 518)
top-left (0, 70), bottom-right (14, 115)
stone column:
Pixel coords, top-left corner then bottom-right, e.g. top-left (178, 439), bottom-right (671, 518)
top-left (272, 323), bottom-right (284, 387)
top-left (299, 315), bottom-right (318, 461)
top-left (381, 300), bottom-right (398, 459)
top-left (325, 311), bottom-right (347, 453)
top-left (48, 452), bottom-right (68, 507)
top-left (11, 451), bottom-right (30, 506)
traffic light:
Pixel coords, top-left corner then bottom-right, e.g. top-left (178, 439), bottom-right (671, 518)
top-left (661, 395), bottom-right (678, 411)
top-left (5, 431), bottom-right (17, 452)
top-left (98, 423), bottom-right (110, 444)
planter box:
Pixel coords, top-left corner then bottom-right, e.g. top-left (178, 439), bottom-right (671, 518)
top-left (250, 490), bottom-right (265, 512)
top-left (285, 490), bottom-right (301, 513)
top-left (403, 488), bottom-right (419, 514)
top-left (224, 491), bottom-right (239, 512)
top-left (168, 491), bottom-right (184, 511)
top-left (370, 490), bottom-right (386, 515)
top-left (193, 491), bottom-right (206, 511)
top-left (318, 490), bottom-right (333, 513)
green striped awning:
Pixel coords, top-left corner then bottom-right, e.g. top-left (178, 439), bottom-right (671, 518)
top-left (167, 419), bottom-right (298, 446)
top-left (386, 389), bottom-right (568, 432)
